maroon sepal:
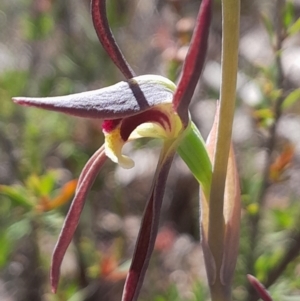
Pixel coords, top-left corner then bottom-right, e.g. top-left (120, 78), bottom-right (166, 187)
top-left (173, 0), bottom-right (212, 126)
top-left (247, 275), bottom-right (274, 301)
top-left (51, 146), bottom-right (107, 293)
top-left (122, 152), bottom-right (175, 301)
top-left (91, 0), bottom-right (135, 79)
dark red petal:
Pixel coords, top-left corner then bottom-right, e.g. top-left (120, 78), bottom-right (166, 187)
top-left (122, 150), bottom-right (175, 301)
top-left (51, 147), bottom-right (107, 293)
top-left (119, 109), bottom-right (171, 141)
top-left (173, 0), bottom-right (212, 126)
top-left (247, 275), bottom-right (273, 301)
top-left (91, 0), bottom-right (135, 79)
top-left (77, 145), bottom-right (105, 189)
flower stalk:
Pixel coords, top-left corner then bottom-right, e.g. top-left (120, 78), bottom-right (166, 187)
top-left (207, 0), bottom-right (240, 300)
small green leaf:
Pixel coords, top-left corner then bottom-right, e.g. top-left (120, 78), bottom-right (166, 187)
top-left (272, 209), bottom-right (293, 230)
top-left (283, 1), bottom-right (295, 30)
top-left (22, 13), bottom-right (54, 40)
top-left (288, 17), bottom-right (300, 35)
top-left (0, 232), bottom-right (12, 268)
top-left (191, 280), bottom-right (207, 301)
top-left (42, 212), bottom-right (64, 234)
top-left (66, 289), bottom-right (86, 301)
top-left (282, 89), bottom-right (300, 109)
top-left (25, 174), bottom-right (43, 196)
top-left (0, 185), bottom-right (33, 209)
top-left (7, 218), bottom-right (32, 241)
top-left (39, 171), bottom-right (57, 196)
top-left (270, 89), bottom-right (283, 102)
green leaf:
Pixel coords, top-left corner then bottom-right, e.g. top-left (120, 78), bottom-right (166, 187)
top-left (42, 212), bottom-right (65, 234)
top-left (177, 122), bottom-right (212, 198)
top-left (25, 174), bottom-right (43, 196)
top-left (66, 289), bottom-right (86, 301)
top-left (24, 171), bottom-right (57, 197)
top-left (282, 89), bottom-right (300, 109)
top-left (0, 71), bottom-right (28, 119)
top-left (191, 280), bottom-right (207, 301)
top-left (22, 13), bottom-right (54, 40)
top-left (272, 209), bottom-right (293, 230)
top-left (0, 185), bottom-right (33, 209)
top-left (7, 218), bottom-right (32, 241)
top-left (0, 71), bottom-right (28, 96)
top-left (39, 171), bottom-right (57, 196)
top-left (0, 232), bottom-right (12, 268)
top-left (261, 13), bottom-right (274, 40)
top-left (283, 1), bottom-right (295, 30)
top-left (288, 17), bottom-right (300, 35)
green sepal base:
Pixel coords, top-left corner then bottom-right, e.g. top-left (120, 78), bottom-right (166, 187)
top-left (177, 122), bottom-right (212, 198)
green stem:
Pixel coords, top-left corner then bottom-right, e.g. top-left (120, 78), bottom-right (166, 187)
top-left (207, 0), bottom-right (240, 300)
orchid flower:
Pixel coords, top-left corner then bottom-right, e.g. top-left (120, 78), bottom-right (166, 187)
top-left (13, 0), bottom-right (212, 300)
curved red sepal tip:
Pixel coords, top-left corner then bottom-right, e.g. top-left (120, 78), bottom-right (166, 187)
top-left (13, 98), bottom-right (31, 105)
top-left (91, 0), bottom-right (135, 79)
top-left (173, 0), bottom-right (212, 125)
top-left (247, 275), bottom-right (273, 301)
top-left (50, 147), bottom-right (107, 293)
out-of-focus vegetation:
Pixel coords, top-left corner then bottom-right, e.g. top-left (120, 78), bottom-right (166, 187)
top-left (1, 0), bottom-right (300, 300)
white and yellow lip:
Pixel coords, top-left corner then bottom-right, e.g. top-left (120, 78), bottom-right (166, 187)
top-left (102, 103), bottom-right (183, 169)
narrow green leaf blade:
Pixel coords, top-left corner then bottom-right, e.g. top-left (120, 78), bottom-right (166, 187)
top-left (282, 88), bottom-right (300, 109)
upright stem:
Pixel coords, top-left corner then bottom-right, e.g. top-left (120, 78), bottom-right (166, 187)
top-left (207, 0), bottom-right (240, 300)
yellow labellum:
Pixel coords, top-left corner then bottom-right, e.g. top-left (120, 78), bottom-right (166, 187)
top-left (104, 103), bottom-right (183, 169)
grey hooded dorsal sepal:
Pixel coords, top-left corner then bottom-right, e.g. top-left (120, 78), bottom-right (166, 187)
top-left (13, 75), bottom-right (176, 120)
